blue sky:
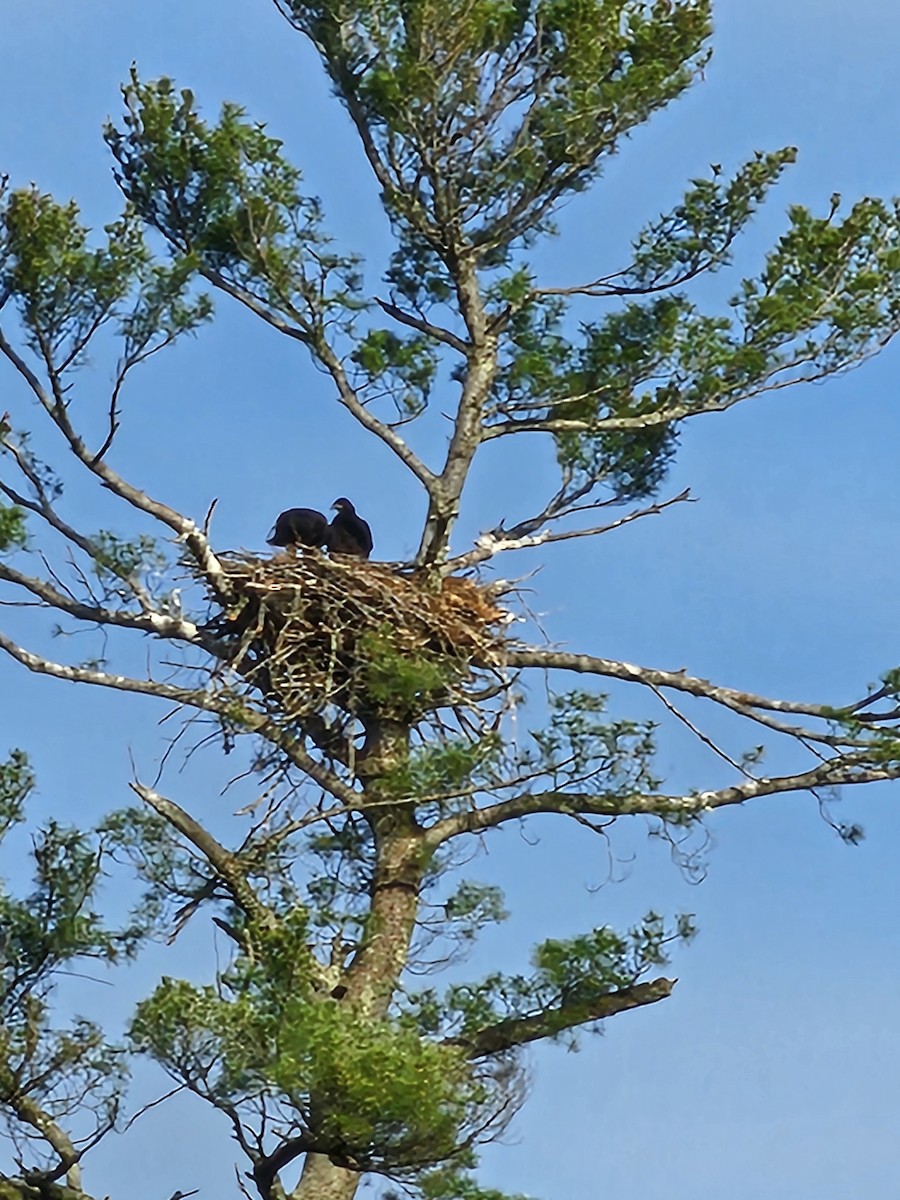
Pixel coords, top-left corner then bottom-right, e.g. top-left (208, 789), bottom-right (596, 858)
top-left (2, 1), bottom-right (900, 1198)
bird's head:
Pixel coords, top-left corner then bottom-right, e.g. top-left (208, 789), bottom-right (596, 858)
top-left (332, 497), bottom-right (354, 514)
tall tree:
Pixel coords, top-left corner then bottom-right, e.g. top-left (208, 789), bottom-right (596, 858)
top-left (1, 2), bottom-right (899, 1198)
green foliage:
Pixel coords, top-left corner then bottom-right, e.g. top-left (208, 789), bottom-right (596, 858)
top-left (0, 503), bottom-right (25, 553)
top-left (0, 184), bottom-right (211, 379)
top-left (487, 176), bottom-right (900, 501)
top-left (382, 733), bottom-right (503, 801)
top-left (403, 1165), bottom-right (535, 1200)
top-left (106, 71), bottom-right (363, 334)
top-left (734, 195), bottom-right (900, 370)
top-left (532, 910), bottom-right (694, 1000)
top-left (283, 0), bottom-right (712, 255)
top-left (273, 1001), bottom-right (495, 1169)
top-left (626, 149), bottom-right (799, 288)
top-left (0, 820), bottom-right (141, 1010)
top-left (2, 188), bottom-right (140, 363)
top-left (490, 282), bottom-right (680, 497)
top-left (442, 881), bottom-right (508, 938)
top-left (0, 749), bottom-right (32, 837)
top-left (528, 690), bottom-right (660, 796)
top-left (0, 755), bottom-right (144, 1162)
top-left (352, 328), bottom-right (438, 416)
top-left (93, 530), bottom-right (166, 583)
top-left (358, 626), bottom-right (463, 718)
top-left (118, 253), bottom-right (213, 366)
top-left (132, 969), bottom-right (507, 1173)
top-left (407, 910), bottom-right (693, 1050)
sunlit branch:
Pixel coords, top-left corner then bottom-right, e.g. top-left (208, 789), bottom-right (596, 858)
top-left (7, 1093), bottom-right (82, 1191)
top-left (0, 560), bottom-right (217, 647)
top-left (447, 488), bottom-right (692, 571)
top-left (482, 329), bottom-right (897, 441)
top-left (130, 782), bottom-right (279, 935)
top-left (501, 647), bottom-right (864, 720)
top-left (1, 441), bottom-right (96, 561)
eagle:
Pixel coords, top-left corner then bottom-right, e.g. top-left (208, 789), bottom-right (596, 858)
top-left (327, 498), bottom-right (373, 559)
top-left (266, 507), bottom-right (329, 551)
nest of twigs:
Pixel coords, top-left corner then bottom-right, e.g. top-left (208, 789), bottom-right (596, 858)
top-left (203, 552), bottom-right (510, 721)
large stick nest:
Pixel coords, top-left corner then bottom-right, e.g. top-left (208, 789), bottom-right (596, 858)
top-left (203, 552), bottom-right (510, 721)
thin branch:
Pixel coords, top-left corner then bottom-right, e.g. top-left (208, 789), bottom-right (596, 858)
top-left (0, 630), bottom-right (362, 805)
top-left (499, 646), bottom-right (900, 728)
top-left (196, 270), bottom-right (438, 494)
top-left (0, 560), bottom-right (219, 649)
top-left (130, 782), bottom-right (279, 933)
top-left (374, 296), bottom-right (469, 356)
top-left (531, 258), bottom-right (719, 300)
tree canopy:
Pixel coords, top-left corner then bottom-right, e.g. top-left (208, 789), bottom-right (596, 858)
top-left (1, 3), bottom-right (899, 1199)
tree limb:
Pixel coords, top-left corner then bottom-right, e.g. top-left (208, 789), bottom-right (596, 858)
top-left (447, 489), bottom-right (692, 571)
top-left (130, 782), bottom-right (280, 934)
top-left (0, 561), bottom-right (220, 650)
top-left (0, 631), bottom-right (362, 806)
top-left (0, 325), bottom-right (233, 606)
top-left (500, 647), bottom-right (877, 721)
top-left (195, 270), bottom-right (439, 494)
top-left (375, 296), bottom-right (469, 356)
top-left (8, 1094), bottom-right (81, 1191)
top-left (450, 977), bottom-right (675, 1059)
top-left (423, 759), bottom-right (900, 849)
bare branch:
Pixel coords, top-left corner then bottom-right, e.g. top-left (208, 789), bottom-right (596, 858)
top-left (0, 630), bottom-right (362, 806)
top-left (448, 488), bottom-right (692, 571)
top-left (0, 560), bottom-right (218, 649)
top-left (423, 759), bottom-right (900, 849)
top-left (130, 782), bottom-right (279, 933)
top-left (195, 270), bottom-right (439, 494)
top-left (0, 324), bottom-right (233, 605)
top-left (501, 648), bottom-right (873, 720)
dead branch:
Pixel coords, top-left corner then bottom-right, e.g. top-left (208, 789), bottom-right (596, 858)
top-left (448, 488), bottom-right (693, 571)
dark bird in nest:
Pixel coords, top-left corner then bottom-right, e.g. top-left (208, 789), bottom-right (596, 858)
top-left (327, 497), bottom-right (373, 559)
top-left (266, 507), bottom-right (329, 552)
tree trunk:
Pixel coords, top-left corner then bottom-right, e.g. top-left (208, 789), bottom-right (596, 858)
top-left (290, 719), bottom-right (425, 1199)
top-left (291, 1152), bottom-right (359, 1200)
